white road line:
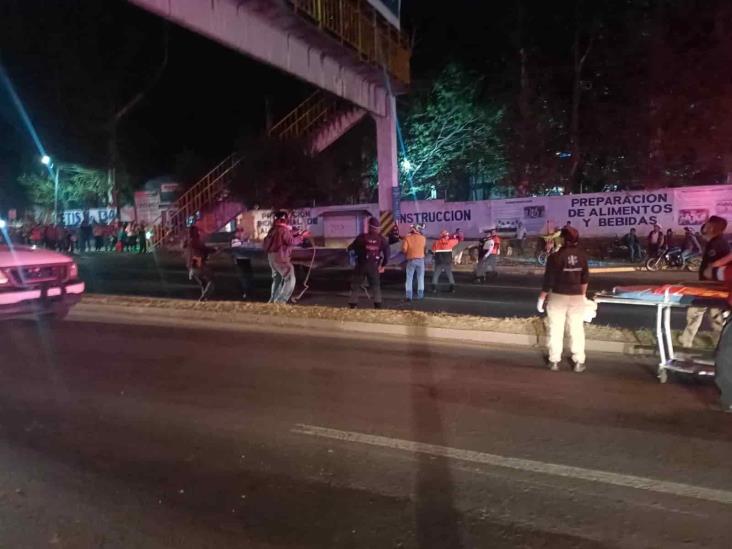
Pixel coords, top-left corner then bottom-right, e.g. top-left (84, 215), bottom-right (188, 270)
top-left (292, 424), bottom-right (732, 506)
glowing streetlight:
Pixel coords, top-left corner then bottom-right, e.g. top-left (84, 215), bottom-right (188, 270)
top-left (40, 155), bottom-right (61, 223)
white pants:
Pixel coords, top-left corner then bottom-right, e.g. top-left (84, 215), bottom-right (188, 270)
top-left (546, 293), bottom-right (586, 364)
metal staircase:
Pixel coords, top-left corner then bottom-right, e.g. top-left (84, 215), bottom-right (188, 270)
top-left (150, 91), bottom-right (368, 249)
top-left (150, 153), bottom-right (242, 248)
top-left (268, 90), bottom-right (367, 154)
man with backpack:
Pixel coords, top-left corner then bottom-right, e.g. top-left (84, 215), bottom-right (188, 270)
top-left (348, 217), bottom-right (390, 309)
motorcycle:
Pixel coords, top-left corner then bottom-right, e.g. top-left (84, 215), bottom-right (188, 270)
top-left (536, 236), bottom-right (559, 266)
top-left (645, 247), bottom-right (701, 272)
top-left (603, 237), bottom-right (646, 263)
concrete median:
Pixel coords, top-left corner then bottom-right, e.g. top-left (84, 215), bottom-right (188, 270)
top-left (67, 294), bottom-right (696, 356)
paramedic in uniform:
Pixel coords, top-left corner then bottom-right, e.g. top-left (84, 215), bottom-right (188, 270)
top-left (537, 225), bottom-right (590, 372)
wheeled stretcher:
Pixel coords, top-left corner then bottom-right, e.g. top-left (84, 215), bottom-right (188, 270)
top-left (594, 284), bottom-right (730, 384)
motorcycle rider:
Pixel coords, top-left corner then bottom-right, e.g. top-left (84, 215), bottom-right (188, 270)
top-left (647, 224), bottom-right (665, 257)
top-left (681, 226), bottom-right (702, 261)
top-left (537, 225), bottom-right (590, 373)
top-left (679, 215), bottom-right (729, 348)
top-left (348, 217), bottom-right (390, 309)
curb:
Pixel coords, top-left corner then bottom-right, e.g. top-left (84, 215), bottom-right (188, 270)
top-left (70, 301), bottom-right (652, 357)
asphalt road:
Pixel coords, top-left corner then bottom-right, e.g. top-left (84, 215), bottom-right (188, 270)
top-left (77, 252), bottom-right (703, 330)
top-left (0, 317), bottom-right (730, 548)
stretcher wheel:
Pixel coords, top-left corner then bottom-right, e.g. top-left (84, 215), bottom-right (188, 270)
top-left (658, 369), bottom-right (668, 384)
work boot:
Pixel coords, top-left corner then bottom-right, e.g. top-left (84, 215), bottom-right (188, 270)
top-left (374, 302), bottom-right (382, 309)
top-left (431, 285), bottom-right (438, 294)
top-left (473, 277), bottom-right (484, 284)
top-left (573, 362), bottom-right (586, 373)
top-left (348, 303), bottom-right (357, 309)
top-left (448, 284), bottom-right (455, 293)
top-left (549, 362), bottom-right (560, 372)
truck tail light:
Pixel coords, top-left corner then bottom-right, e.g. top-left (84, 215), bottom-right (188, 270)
top-left (68, 263), bottom-right (79, 280)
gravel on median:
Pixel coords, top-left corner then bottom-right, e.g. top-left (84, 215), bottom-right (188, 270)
top-left (79, 294), bottom-right (684, 347)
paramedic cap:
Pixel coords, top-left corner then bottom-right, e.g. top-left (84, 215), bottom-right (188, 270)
top-left (561, 225), bottom-right (580, 244)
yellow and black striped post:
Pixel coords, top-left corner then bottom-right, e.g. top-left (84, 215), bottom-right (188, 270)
top-left (379, 210), bottom-right (394, 237)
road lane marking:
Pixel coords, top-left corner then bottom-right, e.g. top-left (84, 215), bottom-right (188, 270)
top-left (292, 424), bottom-right (732, 506)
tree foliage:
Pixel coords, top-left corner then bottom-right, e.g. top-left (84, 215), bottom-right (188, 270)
top-left (398, 64), bottom-right (506, 199)
top-left (19, 165), bottom-right (112, 211)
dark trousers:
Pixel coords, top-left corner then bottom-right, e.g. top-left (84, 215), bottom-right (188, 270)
top-left (349, 262), bottom-right (382, 305)
top-left (234, 257), bottom-right (253, 297)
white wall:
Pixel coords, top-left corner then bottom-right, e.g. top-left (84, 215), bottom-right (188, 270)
top-left (238, 184), bottom-right (732, 241)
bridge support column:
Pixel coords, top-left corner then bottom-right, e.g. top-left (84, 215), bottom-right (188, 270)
top-left (375, 94), bottom-right (400, 234)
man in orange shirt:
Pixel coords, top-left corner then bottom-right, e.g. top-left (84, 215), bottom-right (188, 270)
top-left (402, 224), bottom-right (426, 301)
top-left (431, 230), bottom-right (460, 293)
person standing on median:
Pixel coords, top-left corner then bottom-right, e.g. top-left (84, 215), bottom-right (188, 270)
top-left (348, 216), bottom-right (391, 309)
top-left (537, 225), bottom-right (590, 373)
top-left (473, 228), bottom-right (500, 283)
top-left (431, 230), bottom-right (460, 293)
top-left (263, 211), bottom-right (306, 304)
top-left (402, 223), bottom-right (426, 302)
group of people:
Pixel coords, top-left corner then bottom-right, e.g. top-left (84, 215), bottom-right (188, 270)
top-left (622, 224), bottom-right (704, 262)
top-left (190, 211), bottom-right (732, 395)
top-left (17, 219), bottom-right (149, 254)
top-left (541, 216), bottom-right (732, 378)
top-left (256, 212), bottom-right (506, 309)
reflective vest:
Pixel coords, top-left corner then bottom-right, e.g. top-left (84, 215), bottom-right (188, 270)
top-left (492, 235), bottom-right (502, 255)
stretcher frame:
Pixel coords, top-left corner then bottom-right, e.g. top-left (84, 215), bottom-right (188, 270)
top-left (594, 289), bottom-right (721, 383)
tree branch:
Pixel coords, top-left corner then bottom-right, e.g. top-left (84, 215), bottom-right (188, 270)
top-left (113, 25), bottom-right (169, 124)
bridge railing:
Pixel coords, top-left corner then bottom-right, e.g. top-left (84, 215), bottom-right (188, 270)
top-left (289, 0), bottom-right (410, 85)
top-left (268, 90), bottom-right (335, 140)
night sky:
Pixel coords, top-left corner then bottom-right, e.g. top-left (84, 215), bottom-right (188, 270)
top-left (2, 1), bottom-right (727, 210)
top-left (0, 1), bottom-right (572, 186)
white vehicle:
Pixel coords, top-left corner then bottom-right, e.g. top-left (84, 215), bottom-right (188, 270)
top-left (0, 231), bottom-right (84, 320)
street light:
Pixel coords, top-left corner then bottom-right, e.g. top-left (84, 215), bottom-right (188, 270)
top-left (40, 155), bottom-right (61, 224)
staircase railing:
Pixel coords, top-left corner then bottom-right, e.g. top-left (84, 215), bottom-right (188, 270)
top-left (288, 0), bottom-right (410, 85)
top-left (151, 152), bottom-right (242, 248)
top-left (267, 90), bottom-right (335, 141)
